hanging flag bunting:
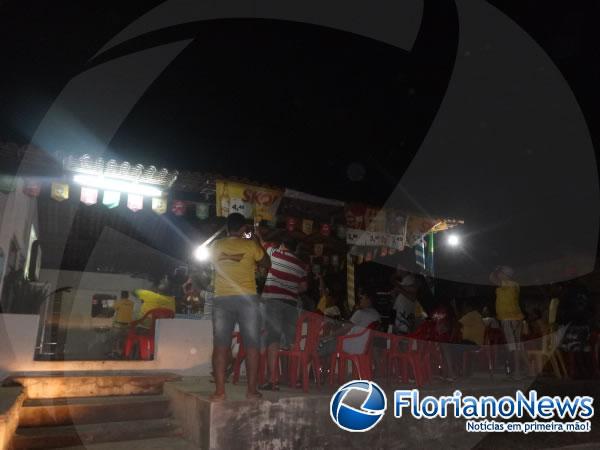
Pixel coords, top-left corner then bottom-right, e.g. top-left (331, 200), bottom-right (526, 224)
top-left (171, 200), bottom-right (186, 216)
top-left (23, 179), bottom-right (41, 197)
top-left (50, 182), bottom-right (69, 201)
top-left (380, 247), bottom-right (389, 257)
top-left (195, 202), bottom-right (210, 220)
top-left (127, 194), bottom-right (144, 212)
top-left (286, 217), bottom-right (298, 232)
top-left (80, 187), bottom-right (98, 206)
top-left (314, 243), bottom-right (324, 257)
top-left (0, 175), bottom-right (16, 193)
top-left (345, 204), bottom-right (367, 230)
top-left (320, 223), bottom-right (331, 237)
top-left (151, 196), bottom-right (168, 215)
top-left (331, 254), bottom-right (339, 268)
top-left (102, 190), bottom-right (121, 209)
top-left (301, 219), bottom-right (313, 235)
top-left (336, 224), bottom-right (346, 240)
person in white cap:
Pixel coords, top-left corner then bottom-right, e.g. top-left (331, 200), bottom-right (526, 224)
top-left (490, 265), bottom-right (527, 378)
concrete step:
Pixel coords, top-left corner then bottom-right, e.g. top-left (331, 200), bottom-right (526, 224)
top-left (55, 436), bottom-right (197, 449)
top-left (19, 395), bottom-right (171, 427)
top-left (5, 372), bottom-right (180, 399)
top-left (11, 418), bottom-right (183, 449)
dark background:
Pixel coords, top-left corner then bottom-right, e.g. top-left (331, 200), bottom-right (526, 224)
top-left (1, 0), bottom-right (599, 280)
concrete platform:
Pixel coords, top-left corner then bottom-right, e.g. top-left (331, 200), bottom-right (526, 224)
top-left (164, 375), bottom-right (600, 450)
top-left (4, 371), bottom-right (181, 399)
top-left (0, 387), bottom-right (25, 450)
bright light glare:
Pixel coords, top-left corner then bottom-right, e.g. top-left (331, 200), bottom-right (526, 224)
top-left (447, 234), bottom-right (461, 247)
top-left (73, 174), bottom-right (162, 197)
top-left (194, 245), bottom-right (211, 262)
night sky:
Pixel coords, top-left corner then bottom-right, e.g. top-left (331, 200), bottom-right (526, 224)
top-left (1, 1), bottom-right (599, 283)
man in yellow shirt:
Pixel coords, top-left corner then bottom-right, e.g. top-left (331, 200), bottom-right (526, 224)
top-left (490, 265), bottom-right (527, 378)
top-left (110, 291), bottom-right (134, 357)
top-left (209, 213), bottom-right (269, 401)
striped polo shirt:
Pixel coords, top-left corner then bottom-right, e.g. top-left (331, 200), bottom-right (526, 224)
top-left (262, 245), bottom-right (307, 301)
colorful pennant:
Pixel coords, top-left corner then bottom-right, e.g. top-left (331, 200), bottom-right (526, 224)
top-left (152, 196), bottom-right (168, 215)
top-left (102, 190), bottom-right (121, 209)
top-left (80, 187), bottom-right (98, 206)
top-left (127, 194), bottom-right (144, 212)
top-left (50, 182), bottom-right (69, 201)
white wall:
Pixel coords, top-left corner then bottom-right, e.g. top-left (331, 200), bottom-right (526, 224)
top-left (0, 179), bottom-right (39, 306)
top-left (0, 314), bottom-right (213, 378)
top-left (38, 269), bottom-right (154, 322)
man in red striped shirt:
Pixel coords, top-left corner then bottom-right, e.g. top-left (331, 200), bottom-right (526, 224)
top-left (260, 236), bottom-right (308, 390)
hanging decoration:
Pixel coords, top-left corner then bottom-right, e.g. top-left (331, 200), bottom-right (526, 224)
top-left (127, 194), bottom-right (144, 212)
top-left (171, 200), bottom-right (186, 216)
top-left (23, 179), bottom-right (41, 197)
top-left (80, 187), bottom-right (98, 206)
top-left (314, 243), bottom-right (324, 257)
top-left (406, 216), bottom-right (439, 247)
top-left (320, 223), bottom-right (331, 237)
top-left (195, 202), bottom-right (210, 220)
top-left (331, 254), bottom-right (339, 268)
top-left (286, 217), bottom-right (298, 232)
top-left (336, 224), bottom-right (346, 240)
top-left (0, 175), bottom-right (16, 193)
top-left (301, 219), bottom-right (314, 235)
top-left (50, 182), bottom-right (69, 201)
top-left (102, 190), bottom-right (121, 209)
top-left (345, 204), bottom-right (367, 230)
top-left (152, 196), bottom-right (168, 215)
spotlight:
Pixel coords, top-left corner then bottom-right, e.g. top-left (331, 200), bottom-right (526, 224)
top-left (447, 234), bottom-right (461, 247)
top-left (194, 245), bottom-right (211, 262)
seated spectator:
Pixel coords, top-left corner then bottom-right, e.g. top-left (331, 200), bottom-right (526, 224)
top-left (391, 265), bottom-right (418, 335)
top-left (482, 305), bottom-right (500, 329)
top-left (318, 290), bottom-right (381, 362)
top-left (459, 301), bottom-right (486, 346)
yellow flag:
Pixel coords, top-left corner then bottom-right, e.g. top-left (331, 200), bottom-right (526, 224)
top-left (51, 182), bottom-right (69, 201)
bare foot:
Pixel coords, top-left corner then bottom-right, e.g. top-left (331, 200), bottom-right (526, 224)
top-left (209, 392), bottom-right (226, 402)
top-left (246, 391), bottom-right (263, 400)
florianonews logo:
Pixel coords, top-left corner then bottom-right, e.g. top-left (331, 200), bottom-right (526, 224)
top-left (330, 380), bottom-right (387, 432)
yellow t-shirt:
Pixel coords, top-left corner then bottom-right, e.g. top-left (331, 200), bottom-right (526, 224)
top-left (495, 281), bottom-right (524, 321)
top-left (113, 298), bottom-right (134, 324)
top-left (211, 237), bottom-right (264, 297)
top-left (459, 310), bottom-right (485, 345)
top-left (135, 289), bottom-right (176, 327)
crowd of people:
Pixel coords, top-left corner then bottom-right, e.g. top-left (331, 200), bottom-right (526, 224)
top-left (111, 212), bottom-right (598, 397)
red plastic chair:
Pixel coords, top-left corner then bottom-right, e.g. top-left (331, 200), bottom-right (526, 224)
top-left (275, 312), bottom-right (324, 392)
top-left (328, 321), bottom-right (379, 386)
top-left (123, 308), bottom-right (175, 360)
top-left (232, 330), bottom-right (268, 385)
top-left (387, 321), bottom-right (440, 387)
top-left (387, 334), bottom-right (428, 387)
top-left (462, 327), bottom-right (495, 376)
